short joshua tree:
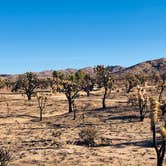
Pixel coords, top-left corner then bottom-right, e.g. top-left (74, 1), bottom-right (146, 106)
top-left (36, 92), bottom-right (48, 121)
top-left (137, 86), bottom-right (148, 121)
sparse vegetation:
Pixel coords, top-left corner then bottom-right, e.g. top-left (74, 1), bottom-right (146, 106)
top-left (0, 58), bottom-right (165, 165)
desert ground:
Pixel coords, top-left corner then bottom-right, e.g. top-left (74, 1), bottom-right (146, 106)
top-left (0, 90), bottom-right (165, 166)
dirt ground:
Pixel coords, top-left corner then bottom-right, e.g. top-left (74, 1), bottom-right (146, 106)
top-left (0, 92), bottom-right (165, 166)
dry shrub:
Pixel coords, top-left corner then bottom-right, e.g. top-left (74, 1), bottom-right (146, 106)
top-left (0, 148), bottom-right (11, 166)
top-left (79, 127), bottom-right (97, 147)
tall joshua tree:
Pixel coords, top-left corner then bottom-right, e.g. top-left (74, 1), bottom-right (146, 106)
top-left (150, 98), bottom-right (166, 166)
top-left (95, 65), bottom-right (113, 109)
top-left (53, 71), bottom-right (82, 113)
top-left (12, 72), bottom-right (39, 100)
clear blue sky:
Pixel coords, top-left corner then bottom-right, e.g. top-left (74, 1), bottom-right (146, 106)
top-left (0, 0), bottom-right (166, 74)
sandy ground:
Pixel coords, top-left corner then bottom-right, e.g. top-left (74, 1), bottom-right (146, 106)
top-left (0, 92), bottom-right (165, 166)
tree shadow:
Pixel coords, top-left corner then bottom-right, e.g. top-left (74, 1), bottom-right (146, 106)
top-left (0, 114), bottom-right (38, 121)
top-left (106, 115), bottom-right (140, 124)
top-left (114, 139), bottom-right (154, 148)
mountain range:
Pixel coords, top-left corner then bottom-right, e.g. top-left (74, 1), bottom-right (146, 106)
top-left (0, 58), bottom-right (165, 79)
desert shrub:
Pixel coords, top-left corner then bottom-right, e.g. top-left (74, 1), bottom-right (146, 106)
top-left (127, 93), bottom-right (138, 106)
top-left (0, 148), bottom-right (11, 166)
top-left (79, 127), bottom-right (97, 147)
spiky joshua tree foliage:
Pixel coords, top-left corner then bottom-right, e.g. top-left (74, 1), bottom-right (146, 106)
top-left (150, 98), bottom-right (166, 166)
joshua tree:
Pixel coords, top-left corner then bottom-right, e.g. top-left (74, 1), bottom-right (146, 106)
top-left (75, 70), bottom-right (94, 97)
top-left (137, 86), bottom-right (148, 121)
top-left (12, 72), bottom-right (39, 100)
top-left (95, 65), bottom-right (113, 109)
top-left (150, 98), bottom-right (166, 166)
top-left (82, 73), bottom-right (94, 97)
top-left (135, 74), bottom-right (149, 86)
top-left (0, 78), bottom-right (5, 90)
top-left (125, 74), bottom-right (139, 93)
top-left (53, 71), bottom-right (82, 113)
top-left (36, 93), bottom-right (48, 121)
top-left (158, 73), bottom-right (166, 102)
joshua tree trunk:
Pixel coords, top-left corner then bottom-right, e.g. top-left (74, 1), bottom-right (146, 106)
top-left (39, 108), bottom-right (42, 121)
top-left (87, 91), bottom-right (90, 97)
top-left (40, 110), bottom-right (43, 121)
top-left (67, 97), bottom-right (73, 113)
top-left (27, 93), bottom-right (32, 101)
top-left (139, 99), bottom-right (144, 121)
top-left (73, 105), bottom-right (76, 120)
top-left (152, 125), bottom-right (166, 166)
top-left (102, 87), bottom-right (108, 109)
top-left (159, 85), bottom-right (165, 102)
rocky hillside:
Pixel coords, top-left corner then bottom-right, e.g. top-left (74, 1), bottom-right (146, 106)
top-left (115, 58), bottom-right (166, 76)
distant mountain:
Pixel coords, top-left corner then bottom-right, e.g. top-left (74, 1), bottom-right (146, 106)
top-left (115, 58), bottom-right (166, 76)
top-left (0, 58), bottom-right (165, 79)
top-left (36, 65), bottom-right (125, 78)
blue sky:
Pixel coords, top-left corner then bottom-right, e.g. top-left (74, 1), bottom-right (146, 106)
top-left (0, 0), bottom-right (166, 74)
